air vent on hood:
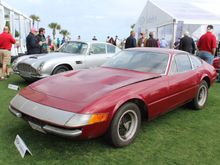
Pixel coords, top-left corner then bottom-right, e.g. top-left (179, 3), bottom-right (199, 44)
top-left (29, 56), bottom-right (38, 59)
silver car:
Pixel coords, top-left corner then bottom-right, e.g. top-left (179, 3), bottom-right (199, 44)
top-left (12, 41), bottom-right (121, 81)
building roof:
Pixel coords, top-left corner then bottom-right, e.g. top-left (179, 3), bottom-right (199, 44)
top-left (150, 0), bottom-right (220, 24)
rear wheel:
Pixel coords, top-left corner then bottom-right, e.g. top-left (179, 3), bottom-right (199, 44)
top-left (190, 80), bottom-right (208, 110)
top-left (106, 102), bottom-right (141, 147)
top-left (52, 65), bottom-right (70, 75)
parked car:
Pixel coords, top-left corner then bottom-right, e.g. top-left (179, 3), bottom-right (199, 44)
top-left (9, 48), bottom-right (217, 147)
top-left (12, 41), bottom-right (121, 81)
top-left (213, 56), bottom-right (220, 80)
top-left (213, 56), bottom-right (220, 71)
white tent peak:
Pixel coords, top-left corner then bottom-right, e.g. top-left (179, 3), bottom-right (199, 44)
top-left (150, 0), bottom-right (220, 24)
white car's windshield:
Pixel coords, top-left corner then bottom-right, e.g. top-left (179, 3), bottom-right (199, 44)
top-left (102, 50), bottom-right (169, 74)
top-left (59, 42), bottom-right (88, 54)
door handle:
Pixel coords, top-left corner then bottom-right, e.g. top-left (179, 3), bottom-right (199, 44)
top-left (76, 61), bottom-right (83, 64)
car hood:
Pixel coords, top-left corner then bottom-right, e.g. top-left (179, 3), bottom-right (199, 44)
top-left (26, 67), bottom-right (160, 104)
top-left (18, 52), bottom-right (78, 66)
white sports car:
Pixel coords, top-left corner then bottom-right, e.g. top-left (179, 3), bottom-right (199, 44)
top-left (12, 41), bottom-right (121, 81)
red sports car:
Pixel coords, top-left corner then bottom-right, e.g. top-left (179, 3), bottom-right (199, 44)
top-left (9, 48), bottom-right (217, 147)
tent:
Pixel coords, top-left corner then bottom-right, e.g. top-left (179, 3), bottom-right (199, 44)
top-left (0, 0), bottom-right (31, 55)
top-left (134, 0), bottom-right (220, 47)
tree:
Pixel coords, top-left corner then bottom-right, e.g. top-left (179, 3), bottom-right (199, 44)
top-left (130, 24), bottom-right (135, 30)
top-left (30, 14), bottom-right (40, 27)
top-left (48, 23), bottom-right (61, 40)
top-left (59, 29), bottom-right (70, 38)
top-left (15, 30), bottom-right (20, 38)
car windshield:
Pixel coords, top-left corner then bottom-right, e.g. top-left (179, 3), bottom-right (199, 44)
top-left (59, 42), bottom-right (88, 54)
top-left (102, 50), bottom-right (169, 74)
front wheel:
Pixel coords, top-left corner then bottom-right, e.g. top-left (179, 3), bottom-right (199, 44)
top-left (52, 65), bottom-right (70, 75)
top-left (106, 102), bottom-right (141, 147)
top-left (190, 80), bottom-right (208, 110)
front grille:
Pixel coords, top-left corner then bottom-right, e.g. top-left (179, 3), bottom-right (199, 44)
top-left (17, 63), bottom-right (37, 74)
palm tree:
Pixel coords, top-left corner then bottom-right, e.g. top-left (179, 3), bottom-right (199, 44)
top-left (48, 23), bottom-right (61, 40)
top-left (60, 29), bottom-right (70, 38)
top-left (130, 24), bottom-right (135, 30)
top-left (30, 14), bottom-right (40, 27)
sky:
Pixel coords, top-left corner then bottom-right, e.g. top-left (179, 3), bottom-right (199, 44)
top-left (4, 0), bottom-right (147, 41)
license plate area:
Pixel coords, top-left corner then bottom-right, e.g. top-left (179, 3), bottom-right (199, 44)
top-left (28, 121), bottom-right (46, 134)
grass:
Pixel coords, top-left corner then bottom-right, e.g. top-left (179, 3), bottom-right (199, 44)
top-left (0, 74), bottom-right (220, 165)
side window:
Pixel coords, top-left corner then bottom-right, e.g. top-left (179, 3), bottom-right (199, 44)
top-left (90, 43), bottom-right (106, 54)
top-left (190, 55), bottom-right (202, 69)
top-left (175, 54), bottom-right (192, 72)
top-left (107, 44), bottom-right (116, 53)
top-left (169, 58), bottom-right (178, 75)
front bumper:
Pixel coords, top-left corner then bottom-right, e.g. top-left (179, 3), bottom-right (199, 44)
top-left (9, 105), bottom-right (82, 138)
top-left (13, 70), bottom-right (47, 79)
top-left (9, 94), bottom-right (83, 138)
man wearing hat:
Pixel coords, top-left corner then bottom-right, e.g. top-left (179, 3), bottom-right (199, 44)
top-left (26, 27), bottom-right (41, 55)
top-left (197, 25), bottom-right (217, 64)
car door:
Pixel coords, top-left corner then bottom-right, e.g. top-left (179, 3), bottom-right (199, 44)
top-left (84, 43), bottom-right (109, 68)
top-left (62, 42), bottom-right (87, 70)
top-left (167, 53), bottom-right (199, 109)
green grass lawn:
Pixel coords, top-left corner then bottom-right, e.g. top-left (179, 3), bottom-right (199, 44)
top-left (0, 74), bottom-right (220, 165)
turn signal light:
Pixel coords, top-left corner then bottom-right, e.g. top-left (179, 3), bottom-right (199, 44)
top-left (88, 113), bottom-right (109, 125)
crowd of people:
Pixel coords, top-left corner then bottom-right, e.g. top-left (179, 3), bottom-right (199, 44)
top-left (125, 25), bottom-right (220, 64)
top-left (123, 25), bottom-right (219, 82)
top-left (0, 25), bottom-right (219, 82)
top-left (26, 27), bottom-right (64, 55)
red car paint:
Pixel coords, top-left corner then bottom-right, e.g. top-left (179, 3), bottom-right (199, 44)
top-left (17, 48), bottom-right (217, 139)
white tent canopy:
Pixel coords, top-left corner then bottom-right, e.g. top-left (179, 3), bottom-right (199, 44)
top-left (0, 0), bottom-right (31, 55)
top-left (135, 0), bottom-right (220, 47)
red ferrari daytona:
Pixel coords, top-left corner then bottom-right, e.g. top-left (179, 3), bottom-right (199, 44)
top-left (9, 48), bottom-right (217, 147)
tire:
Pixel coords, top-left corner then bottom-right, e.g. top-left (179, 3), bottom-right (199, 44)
top-left (52, 65), bottom-right (70, 75)
top-left (190, 80), bottom-right (208, 110)
top-left (106, 102), bottom-right (141, 147)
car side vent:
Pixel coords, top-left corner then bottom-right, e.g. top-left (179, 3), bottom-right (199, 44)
top-left (29, 56), bottom-right (38, 59)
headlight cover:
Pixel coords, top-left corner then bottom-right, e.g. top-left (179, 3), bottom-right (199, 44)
top-left (37, 62), bottom-right (45, 74)
top-left (65, 113), bottom-right (108, 127)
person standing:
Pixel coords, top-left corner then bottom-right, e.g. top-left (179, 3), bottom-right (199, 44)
top-left (137, 32), bottom-right (147, 47)
top-left (173, 38), bottom-right (180, 49)
top-left (109, 37), bottom-right (115, 45)
top-left (125, 31), bottom-right (136, 49)
top-left (37, 27), bottom-right (48, 54)
top-left (26, 27), bottom-right (41, 55)
top-left (179, 31), bottom-right (196, 54)
top-left (197, 25), bottom-right (217, 64)
top-left (0, 26), bottom-right (16, 80)
top-left (146, 32), bottom-right (158, 47)
top-left (114, 35), bottom-right (120, 46)
top-left (77, 35), bottom-right (81, 41)
top-left (56, 38), bottom-right (61, 49)
top-left (160, 38), bottom-right (169, 48)
top-left (92, 36), bottom-right (97, 41)
top-left (106, 36), bottom-right (110, 43)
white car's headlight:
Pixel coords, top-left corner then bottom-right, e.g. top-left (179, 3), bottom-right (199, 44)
top-left (37, 62), bottom-right (45, 74)
top-left (65, 113), bottom-right (108, 127)
top-left (12, 58), bottom-right (19, 67)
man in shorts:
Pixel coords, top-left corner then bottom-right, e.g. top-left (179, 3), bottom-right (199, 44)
top-left (0, 26), bottom-right (16, 80)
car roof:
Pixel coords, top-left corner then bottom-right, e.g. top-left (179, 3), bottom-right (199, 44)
top-left (67, 40), bottom-right (115, 45)
top-left (125, 47), bottom-right (189, 55)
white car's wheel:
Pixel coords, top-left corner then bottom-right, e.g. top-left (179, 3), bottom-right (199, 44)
top-left (52, 65), bottom-right (70, 75)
